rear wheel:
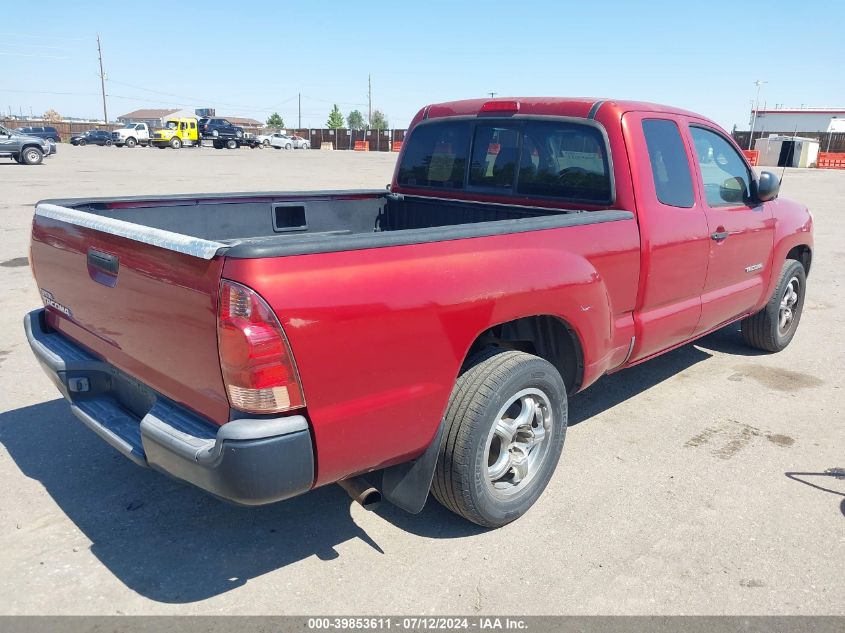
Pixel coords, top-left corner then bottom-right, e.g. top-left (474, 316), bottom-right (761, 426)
top-left (21, 146), bottom-right (44, 165)
top-left (432, 349), bottom-right (567, 528)
top-left (105, 139), bottom-right (112, 146)
top-left (284, 142), bottom-right (292, 150)
top-left (262, 139), bottom-right (270, 147)
top-left (741, 259), bottom-right (807, 352)
top-left (225, 139), bottom-right (238, 149)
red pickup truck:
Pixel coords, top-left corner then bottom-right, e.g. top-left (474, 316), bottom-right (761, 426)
top-left (25, 98), bottom-right (813, 527)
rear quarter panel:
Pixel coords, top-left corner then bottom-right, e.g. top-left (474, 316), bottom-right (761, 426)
top-left (223, 220), bottom-right (640, 486)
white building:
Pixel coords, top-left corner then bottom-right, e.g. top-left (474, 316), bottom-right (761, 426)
top-left (751, 108), bottom-right (845, 133)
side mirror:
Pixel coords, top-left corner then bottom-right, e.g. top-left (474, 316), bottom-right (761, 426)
top-left (755, 170), bottom-right (780, 202)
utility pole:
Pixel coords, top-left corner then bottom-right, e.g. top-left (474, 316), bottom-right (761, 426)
top-left (368, 74), bottom-right (372, 128)
top-left (298, 93), bottom-right (301, 129)
top-left (488, 92), bottom-right (497, 98)
top-left (97, 34), bottom-right (108, 123)
top-left (747, 79), bottom-right (767, 150)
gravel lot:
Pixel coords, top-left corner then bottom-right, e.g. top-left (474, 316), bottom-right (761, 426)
top-left (0, 145), bottom-right (842, 615)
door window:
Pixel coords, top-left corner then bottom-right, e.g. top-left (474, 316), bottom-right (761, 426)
top-left (690, 126), bottom-right (752, 207)
top-left (642, 119), bottom-right (694, 208)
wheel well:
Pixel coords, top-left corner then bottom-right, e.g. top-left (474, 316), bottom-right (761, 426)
top-left (786, 245), bottom-right (812, 276)
top-left (465, 315), bottom-right (584, 394)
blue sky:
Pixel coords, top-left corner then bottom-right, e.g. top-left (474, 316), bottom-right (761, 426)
top-left (2, 0), bottom-right (843, 130)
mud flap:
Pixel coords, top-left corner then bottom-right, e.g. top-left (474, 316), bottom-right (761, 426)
top-left (381, 421), bottom-right (444, 514)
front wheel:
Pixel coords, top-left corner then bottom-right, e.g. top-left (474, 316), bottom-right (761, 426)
top-left (125, 137), bottom-right (137, 148)
top-left (21, 147), bottom-right (44, 165)
top-left (431, 349), bottom-right (567, 528)
top-left (78, 139), bottom-right (87, 147)
top-left (170, 137), bottom-right (182, 149)
top-left (741, 259), bottom-right (807, 352)
top-left (225, 139), bottom-right (238, 149)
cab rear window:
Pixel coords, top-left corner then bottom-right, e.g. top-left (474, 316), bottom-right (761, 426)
top-left (397, 119), bottom-right (611, 203)
top-left (396, 121), bottom-right (470, 189)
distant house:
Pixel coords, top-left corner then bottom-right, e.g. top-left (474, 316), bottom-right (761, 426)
top-left (226, 117), bottom-right (263, 133)
top-left (117, 109), bottom-right (178, 128)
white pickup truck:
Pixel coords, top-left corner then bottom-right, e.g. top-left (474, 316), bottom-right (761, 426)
top-left (111, 122), bottom-right (152, 148)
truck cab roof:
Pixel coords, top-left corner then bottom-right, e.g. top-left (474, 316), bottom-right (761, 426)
top-left (414, 97), bottom-right (710, 126)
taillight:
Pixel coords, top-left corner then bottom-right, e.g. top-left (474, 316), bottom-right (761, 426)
top-left (217, 279), bottom-right (305, 414)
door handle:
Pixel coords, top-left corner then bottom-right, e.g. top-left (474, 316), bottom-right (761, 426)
top-left (711, 230), bottom-right (729, 241)
top-left (87, 248), bottom-right (119, 287)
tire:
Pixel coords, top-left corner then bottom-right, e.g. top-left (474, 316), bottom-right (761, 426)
top-left (225, 139), bottom-right (237, 150)
top-left (432, 349), bottom-right (567, 528)
top-left (78, 139), bottom-right (87, 147)
top-left (170, 137), bottom-right (182, 149)
top-left (741, 259), bottom-right (807, 352)
top-left (301, 143), bottom-right (310, 150)
top-left (284, 143), bottom-right (292, 150)
top-left (105, 140), bottom-right (112, 146)
top-left (211, 130), bottom-right (219, 137)
top-left (262, 139), bottom-right (270, 147)
top-left (125, 137), bottom-right (137, 148)
top-left (21, 146), bottom-right (44, 165)
top-left (236, 130), bottom-right (243, 138)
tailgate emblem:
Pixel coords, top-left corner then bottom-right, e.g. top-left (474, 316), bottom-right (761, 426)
top-left (40, 289), bottom-right (73, 317)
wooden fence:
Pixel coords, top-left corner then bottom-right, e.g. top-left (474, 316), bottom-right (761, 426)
top-left (1, 118), bottom-right (121, 140)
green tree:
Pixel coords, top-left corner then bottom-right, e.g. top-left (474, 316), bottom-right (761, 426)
top-left (266, 112), bottom-right (284, 129)
top-left (326, 104), bottom-right (344, 129)
top-left (369, 110), bottom-right (388, 130)
top-left (346, 109), bottom-right (365, 130)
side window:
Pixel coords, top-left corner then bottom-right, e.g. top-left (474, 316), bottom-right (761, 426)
top-left (469, 124), bottom-right (520, 189)
top-left (690, 126), bottom-right (752, 207)
top-left (517, 121), bottom-right (611, 202)
top-left (642, 119), bottom-right (695, 208)
top-left (396, 121), bottom-right (470, 189)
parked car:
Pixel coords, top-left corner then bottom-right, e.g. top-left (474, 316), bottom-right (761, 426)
top-left (287, 134), bottom-right (310, 149)
top-left (266, 133), bottom-right (311, 150)
top-left (198, 117), bottom-right (244, 149)
top-left (0, 124), bottom-right (51, 164)
top-left (14, 125), bottom-right (61, 143)
top-left (70, 130), bottom-right (113, 146)
top-left (111, 122), bottom-right (151, 148)
top-left (24, 97), bottom-right (813, 528)
top-left (151, 117), bottom-right (200, 149)
top-left (256, 131), bottom-right (285, 147)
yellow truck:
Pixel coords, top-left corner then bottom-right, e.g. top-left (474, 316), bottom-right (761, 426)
top-left (151, 117), bottom-right (200, 148)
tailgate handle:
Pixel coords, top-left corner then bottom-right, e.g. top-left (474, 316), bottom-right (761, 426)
top-left (87, 248), bottom-right (119, 287)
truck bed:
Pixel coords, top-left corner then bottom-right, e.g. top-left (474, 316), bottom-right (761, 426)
top-left (37, 189), bottom-right (630, 259)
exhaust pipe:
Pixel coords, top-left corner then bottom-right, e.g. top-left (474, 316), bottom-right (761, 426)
top-left (338, 477), bottom-right (382, 510)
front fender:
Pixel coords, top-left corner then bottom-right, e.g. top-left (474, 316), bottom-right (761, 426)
top-left (756, 197), bottom-right (813, 311)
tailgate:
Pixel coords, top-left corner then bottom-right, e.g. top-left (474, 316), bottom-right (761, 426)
top-left (30, 203), bottom-right (230, 424)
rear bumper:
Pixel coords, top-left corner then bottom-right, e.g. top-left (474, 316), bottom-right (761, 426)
top-left (24, 309), bottom-right (315, 506)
